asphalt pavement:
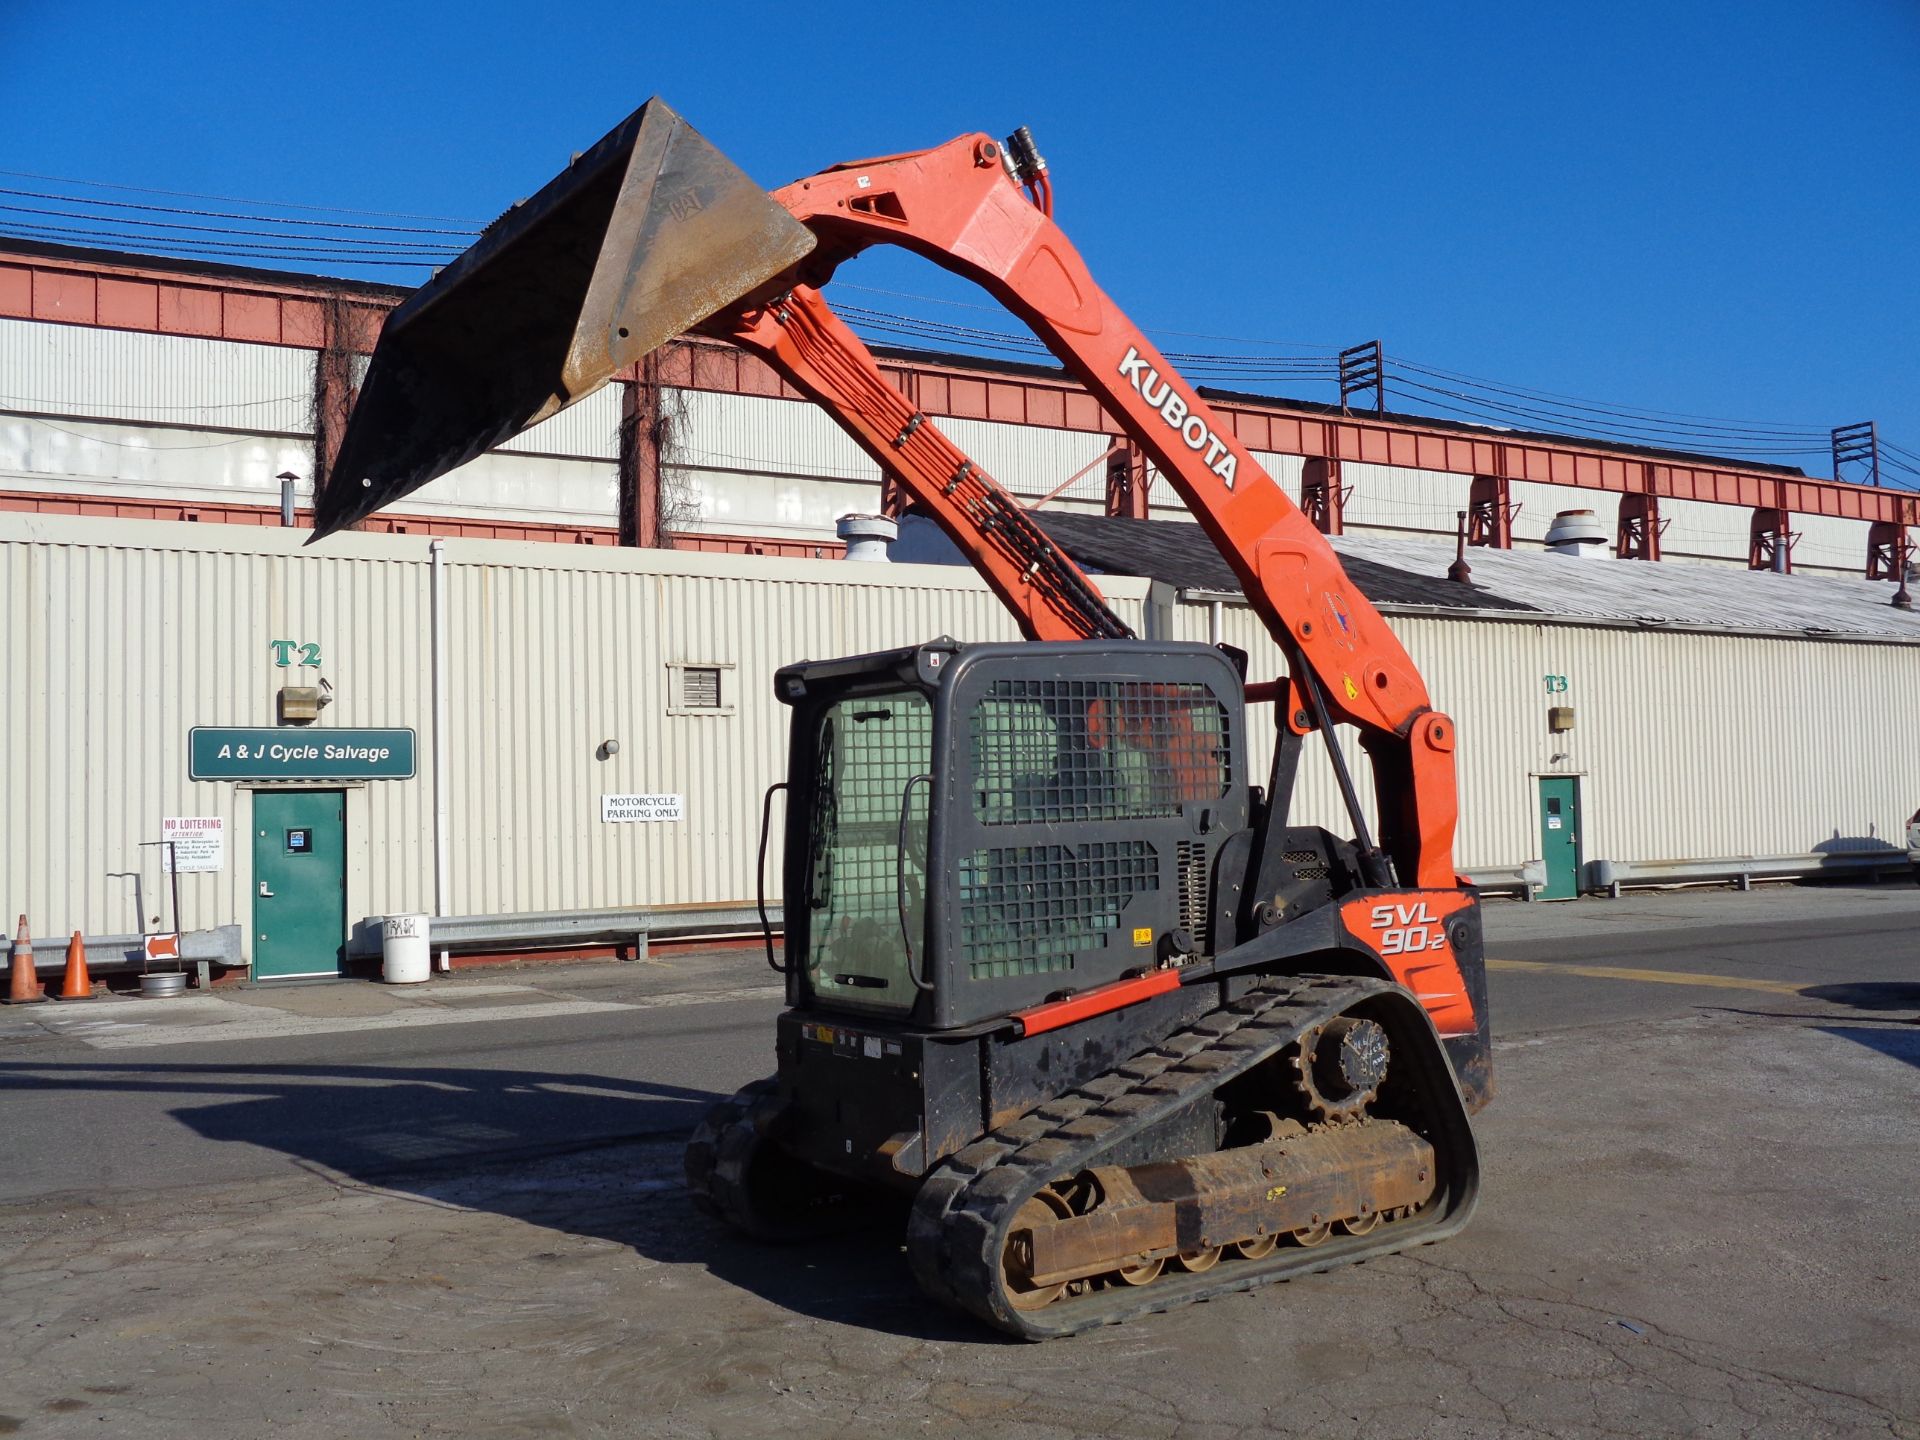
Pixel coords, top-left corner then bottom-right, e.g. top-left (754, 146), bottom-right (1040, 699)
top-left (1, 881), bottom-right (1916, 1438)
top-left (1, 880), bottom-right (1914, 1204)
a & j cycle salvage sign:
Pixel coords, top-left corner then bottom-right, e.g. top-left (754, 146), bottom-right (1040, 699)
top-left (189, 728), bottom-right (416, 780)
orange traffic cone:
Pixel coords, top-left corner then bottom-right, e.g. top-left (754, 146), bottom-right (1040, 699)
top-left (57, 931), bottom-right (94, 1000)
top-left (5, 914), bottom-right (44, 1005)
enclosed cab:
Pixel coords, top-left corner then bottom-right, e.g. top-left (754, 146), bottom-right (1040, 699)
top-left (764, 638), bottom-right (1248, 1185)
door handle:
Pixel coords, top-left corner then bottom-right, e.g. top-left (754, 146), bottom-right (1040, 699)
top-left (259, 881), bottom-right (275, 897)
top-left (896, 773), bottom-right (935, 994)
top-left (756, 781), bottom-right (788, 975)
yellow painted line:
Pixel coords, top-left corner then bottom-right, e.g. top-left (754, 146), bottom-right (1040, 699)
top-left (1487, 958), bottom-right (1807, 997)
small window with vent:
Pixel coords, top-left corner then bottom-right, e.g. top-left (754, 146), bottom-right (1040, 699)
top-left (668, 661), bottom-right (734, 716)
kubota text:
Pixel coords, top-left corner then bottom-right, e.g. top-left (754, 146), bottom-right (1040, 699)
top-left (1117, 347), bottom-right (1237, 487)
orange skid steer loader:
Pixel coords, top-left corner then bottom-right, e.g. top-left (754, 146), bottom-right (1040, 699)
top-left (316, 100), bottom-right (1489, 1340)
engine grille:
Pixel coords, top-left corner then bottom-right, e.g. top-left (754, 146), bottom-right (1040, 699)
top-left (1177, 841), bottom-right (1209, 951)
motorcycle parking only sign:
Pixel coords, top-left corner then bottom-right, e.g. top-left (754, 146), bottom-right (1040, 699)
top-left (601, 793), bottom-right (684, 823)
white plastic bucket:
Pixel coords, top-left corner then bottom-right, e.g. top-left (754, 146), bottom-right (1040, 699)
top-left (381, 914), bottom-right (431, 984)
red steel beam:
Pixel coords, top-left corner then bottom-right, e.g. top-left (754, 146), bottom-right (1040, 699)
top-left (637, 339), bottom-right (1920, 532)
top-left (5, 242), bottom-right (1918, 531)
top-left (0, 491), bottom-right (841, 556)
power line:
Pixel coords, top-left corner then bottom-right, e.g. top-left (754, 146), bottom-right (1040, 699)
top-left (844, 295), bottom-right (1912, 471)
top-left (0, 168), bottom-right (487, 226)
top-left (1391, 358), bottom-right (1830, 441)
top-left (833, 281), bottom-right (1346, 350)
top-left (0, 391), bottom-right (307, 413)
top-left (3, 168), bottom-right (1914, 475)
top-left (836, 302), bottom-right (1339, 376)
top-left (0, 185), bottom-right (480, 240)
top-left (1384, 378), bottom-right (1831, 458)
top-left (1387, 354), bottom-right (1835, 433)
top-left (0, 219), bottom-right (443, 270)
top-left (0, 200), bottom-right (465, 254)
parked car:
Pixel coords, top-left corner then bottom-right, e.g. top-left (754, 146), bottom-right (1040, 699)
top-left (1910, 808), bottom-right (1920, 883)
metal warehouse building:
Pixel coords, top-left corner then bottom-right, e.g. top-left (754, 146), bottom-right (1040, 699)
top-left (5, 511), bottom-right (1918, 979)
top-left (4, 240), bottom-right (1919, 979)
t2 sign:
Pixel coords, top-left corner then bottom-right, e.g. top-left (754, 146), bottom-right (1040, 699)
top-left (271, 640), bottom-right (324, 667)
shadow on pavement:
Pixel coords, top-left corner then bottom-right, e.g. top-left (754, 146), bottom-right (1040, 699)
top-left (0, 1060), bottom-right (989, 1342)
top-left (1799, 981), bottom-right (1920, 1013)
top-left (1818, 1026), bottom-right (1920, 1069)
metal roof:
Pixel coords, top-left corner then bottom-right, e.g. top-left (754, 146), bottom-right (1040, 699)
top-left (963, 510), bottom-right (1920, 642)
top-left (1333, 535), bottom-right (1920, 640)
top-left (1006, 510), bottom-right (1536, 613)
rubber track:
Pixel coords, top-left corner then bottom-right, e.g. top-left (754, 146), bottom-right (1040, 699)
top-left (683, 1078), bottom-right (777, 1230)
top-left (904, 974), bottom-right (1479, 1339)
top-left (686, 1077), bottom-right (892, 1242)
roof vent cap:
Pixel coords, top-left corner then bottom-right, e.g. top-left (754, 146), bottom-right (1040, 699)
top-left (1543, 509), bottom-right (1607, 557)
top-left (837, 513), bottom-right (898, 562)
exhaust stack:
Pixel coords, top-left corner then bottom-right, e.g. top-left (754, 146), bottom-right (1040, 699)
top-left (313, 99), bottom-right (816, 540)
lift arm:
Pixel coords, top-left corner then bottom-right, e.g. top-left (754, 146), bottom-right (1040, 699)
top-left (757, 133), bottom-right (1460, 890)
top-left (710, 286), bottom-right (1130, 642)
top-left (313, 99), bottom-right (1460, 891)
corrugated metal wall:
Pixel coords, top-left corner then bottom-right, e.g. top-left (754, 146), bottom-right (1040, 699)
top-left (0, 315), bottom-right (1876, 576)
top-left (938, 416), bottom-right (1114, 503)
top-left (1, 520), bottom-right (435, 941)
top-left (395, 385), bottom-right (623, 527)
top-left (9, 513), bottom-right (1917, 957)
top-left (1175, 598), bottom-right (1920, 869)
top-left (0, 318), bottom-right (312, 432)
top-left (0, 318), bottom-right (319, 510)
top-left (0, 515), bottom-right (1155, 947)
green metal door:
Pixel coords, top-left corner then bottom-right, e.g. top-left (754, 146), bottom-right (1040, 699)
top-left (252, 790), bottom-right (347, 979)
top-left (1537, 776), bottom-right (1582, 901)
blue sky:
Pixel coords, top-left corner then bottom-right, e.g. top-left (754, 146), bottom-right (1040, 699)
top-left (5, 0), bottom-right (1917, 480)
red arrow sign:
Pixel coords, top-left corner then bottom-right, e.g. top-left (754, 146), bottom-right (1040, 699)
top-left (143, 933), bottom-right (180, 961)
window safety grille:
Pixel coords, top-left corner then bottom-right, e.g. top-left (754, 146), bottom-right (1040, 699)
top-left (959, 840), bottom-right (1157, 979)
top-left (682, 666), bottom-right (722, 709)
top-left (804, 691), bottom-right (933, 1007)
top-left (969, 679), bottom-right (1229, 826)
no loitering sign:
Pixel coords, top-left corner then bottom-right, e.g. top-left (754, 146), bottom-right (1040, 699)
top-left (161, 817), bottom-right (225, 872)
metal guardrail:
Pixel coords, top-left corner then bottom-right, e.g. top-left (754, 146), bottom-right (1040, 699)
top-left (346, 852), bottom-right (1918, 961)
top-left (1458, 851), bottom-right (1914, 901)
top-left (1590, 851), bottom-right (1914, 897)
top-left (24, 925), bottom-right (243, 975)
top-left (1461, 862), bottom-right (1547, 900)
top-left (345, 903), bottom-right (769, 961)
top-left (26, 855), bottom-right (1907, 985)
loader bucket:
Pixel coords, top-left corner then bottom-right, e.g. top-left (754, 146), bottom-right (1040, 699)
top-left (312, 98), bottom-right (816, 539)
